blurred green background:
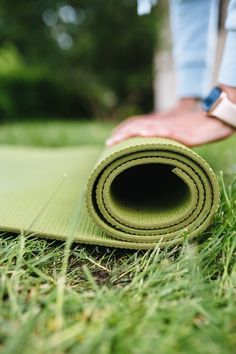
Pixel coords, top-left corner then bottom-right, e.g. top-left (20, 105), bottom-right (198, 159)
top-left (0, 0), bottom-right (164, 121)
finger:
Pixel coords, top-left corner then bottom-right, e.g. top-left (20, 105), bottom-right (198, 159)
top-left (107, 126), bottom-right (174, 146)
top-left (139, 127), bottom-right (172, 138)
top-left (112, 114), bottom-right (159, 135)
top-left (106, 131), bottom-right (135, 146)
top-left (110, 121), bottom-right (145, 139)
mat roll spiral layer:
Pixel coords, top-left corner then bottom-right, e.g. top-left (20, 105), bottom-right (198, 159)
top-left (0, 137), bottom-right (220, 249)
top-left (86, 138), bottom-right (220, 248)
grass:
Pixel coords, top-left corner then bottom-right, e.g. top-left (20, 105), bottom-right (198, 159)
top-left (0, 120), bottom-right (115, 146)
top-left (0, 120), bottom-right (236, 354)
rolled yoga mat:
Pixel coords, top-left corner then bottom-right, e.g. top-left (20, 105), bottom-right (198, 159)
top-left (0, 137), bottom-right (220, 250)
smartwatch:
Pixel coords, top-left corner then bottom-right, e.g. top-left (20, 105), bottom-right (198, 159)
top-left (201, 86), bottom-right (236, 128)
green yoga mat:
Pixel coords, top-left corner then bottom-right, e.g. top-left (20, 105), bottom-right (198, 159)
top-left (0, 137), bottom-right (220, 249)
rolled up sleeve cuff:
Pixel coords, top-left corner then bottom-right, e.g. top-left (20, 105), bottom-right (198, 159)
top-left (176, 65), bottom-right (208, 99)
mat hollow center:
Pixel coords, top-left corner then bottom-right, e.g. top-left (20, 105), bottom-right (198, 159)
top-left (109, 163), bottom-right (191, 227)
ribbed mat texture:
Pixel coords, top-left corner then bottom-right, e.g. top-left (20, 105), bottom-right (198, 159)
top-left (0, 138), bottom-right (220, 249)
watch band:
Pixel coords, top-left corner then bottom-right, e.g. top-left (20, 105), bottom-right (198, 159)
top-left (209, 92), bottom-right (236, 128)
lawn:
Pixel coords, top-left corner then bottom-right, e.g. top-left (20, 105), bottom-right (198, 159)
top-left (0, 120), bottom-right (236, 354)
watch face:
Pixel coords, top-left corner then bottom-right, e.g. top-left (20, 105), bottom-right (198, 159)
top-left (201, 86), bottom-right (222, 112)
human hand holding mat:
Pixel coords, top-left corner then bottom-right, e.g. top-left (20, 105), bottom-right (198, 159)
top-left (0, 137), bottom-right (220, 249)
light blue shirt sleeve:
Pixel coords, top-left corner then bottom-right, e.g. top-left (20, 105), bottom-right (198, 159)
top-left (137, 0), bottom-right (236, 95)
top-left (218, 0), bottom-right (236, 87)
top-left (169, 0), bottom-right (219, 98)
top-left (138, 0), bottom-right (219, 98)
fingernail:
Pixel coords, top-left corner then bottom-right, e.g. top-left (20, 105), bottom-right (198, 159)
top-left (106, 135), bottom-right (122, 146)
top-left (112, 134), bottom-right (123, 142)
top-left (106, 138), bottom-right (114, 146)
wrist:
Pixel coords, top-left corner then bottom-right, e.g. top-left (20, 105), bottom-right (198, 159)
top-left (220, 84), bottom-right (236, 104)
top-left (177, 97), bottom-right (200, 110)
top-left (201, 86), bottom-right (236, 128)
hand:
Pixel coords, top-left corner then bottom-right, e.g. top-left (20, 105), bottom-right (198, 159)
top-left (106, 110), bottom-right (234, 147)
top-left (111, 98), bottom-right (198, 136)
